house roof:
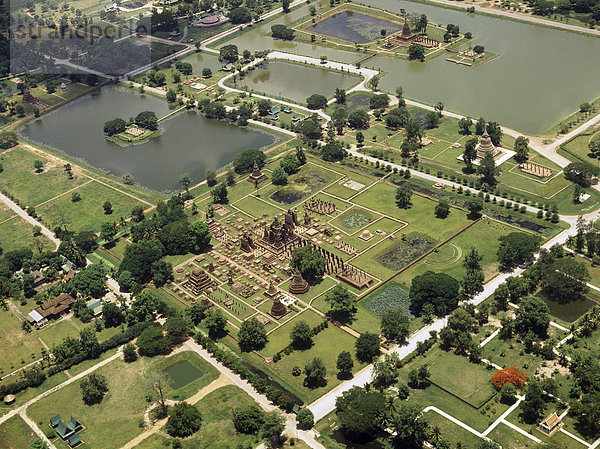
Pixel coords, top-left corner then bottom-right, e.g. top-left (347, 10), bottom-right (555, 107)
top-left (67, 433), bottom-right (82, 447)
top-left (56, 421), bottom-right (75, 439)
top-left (34, 293), bottom-right (75, 318)
top-left (540, 412), bottom-right (561, 428)
top-left (49, 414), bottom-right (62, 427)
top-left (28, 310), bottom-right (45, 324)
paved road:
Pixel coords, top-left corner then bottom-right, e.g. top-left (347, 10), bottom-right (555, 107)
top-left (0, 192), bottom-right (60, 249)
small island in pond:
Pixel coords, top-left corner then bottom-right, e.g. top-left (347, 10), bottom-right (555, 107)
top-left (103, 111), bottom-right (162, 146)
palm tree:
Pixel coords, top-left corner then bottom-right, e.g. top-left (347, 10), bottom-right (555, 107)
top-left (429, 425), bottom-right (442, 444)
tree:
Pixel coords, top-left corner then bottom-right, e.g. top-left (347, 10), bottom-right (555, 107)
top-left (395, 182), bottom-right (412, 209)
top-left (229, 6), bottom-right (252, 23)
top-left (514, 296), bottom-right (550, 338)
top-left (102, 303), bottom-right (124, 327)
top-left (356, 131), bottom-right (365, 146)
top-left (103, 117), bottom-right (126, 135)
top-left (74, 230), bottom-right (97, 253)
top-left (486, 122), bottom-right (502, 146)
top-left (211, 182), bottom-right (228, 204)
top-left (304, 357), bottom-right (327, 387)
top-left (295, 117), bottom-right (322, 139)
top-left (102, 200), bottom-right (113, 215)
top-left (490, 366), bottom-right (528, 390)
top-left (290, 245), bottom-right (325, 282)
top-left (296, 147), bottom-right (306, 166)
top-left (514, 136), bottom-right (530, 163)
top-left (462, 247), bottom-right (484, 296)
top-left (166, 89), bottom-right (177, 103)
top-left (540, 256), bottom-right (589, 303)
top-left (458, 117), bottom-right (473, 135)
top-left (238, 317), bottom-right (268, 352)
top-left (324, 285), bottom-right (356, 323)
top-left (439, 308), bottom-right (476, 354)
top-left (123, 343), bottom-right (138, 362)
top-left (29, 439), bottom-right (48, 449)
top-left (348, 109), bottom-right (370, 129)
top-left (306, 93), bottom-right (327, 110)
top-left (408, 44), bottom-right (425, 61)
top-left (520, 379), bottom-right (545, 423)
top-left (205, 169), bottom-right (217, 187)
top-left (165, 316), bottom-right (188, 344)
top-left (271, 166), bottom-right (288, 185)
top-left (571, 391), bottom-right (600, 436)
top-left (477, 151), bottom-right (498, 186)
top-left (409, 271), bottom-right (460, 316)
top-left (425, 110), bottom-right (439, 129)
top-left (435, 101), bottom-right (444, 117)
top-left (372, 353), bottom-right (402, 389)
top-left (334, 88), bottom-right (346, 104)
top-left (233, 149), bottom-right (265, 174)
top-left (204, 308), bottom-right (227, 338)
top-left (80, 373), bottom-right (109, 405)
top-left (434, 199), bottom-right (450, 218)
top-left (33, 159), bottom-right (44, 172)
top-left (369, 94), bottom-right (390, 110)
top-left (500, 382), bottom-right (517, 404)
top-left (381, 309), bottom-right (410, 341)
top-left (337, 351), bottom-right (354, 376)
top-left (564, 162), bottom-right (600, 187)
top-left (262, 410), bottom-right (286, 445)
top-left (335, 386), bottom-right (386, 442)
top-left (497, 232), bottom-right (541, 270)
top-left (233, 405), bottom-right (264, 434)
top-left (463, 136), bottom-right (478, 172)
top-left (188, 221), bottom-right (212, 253)
top-left (166, 402), bottom-right (203, 437)
top-left (280, 153), bottom-right (301, 174)
top-left (134, 111), bottom-right (158, 130)
top-left (321, 140), bottom-right (345, 162)
top-left (355, 332), bottom-right (380, 363)
top-left (466, 196), bottom-right (484, 219)
top-left (271, 24), bottom-right (294, 40)
top-left (296, 408), bottom-right (314, 429)
top-left (290, 320), bottom-right (314, 349)
top-left (137, 323), bottom-right (171, 356)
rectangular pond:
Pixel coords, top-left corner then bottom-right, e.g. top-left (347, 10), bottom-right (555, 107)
top-left (307, 10), bottom-right (403, 43)
top-left (21, 86), bottom-right (276, 192)
top-left (543, 296), bottom-right (597, 323)
top-left (164, 360), bottom-right (202, 389)
top-left (233, 60), bottom-right (361, 104)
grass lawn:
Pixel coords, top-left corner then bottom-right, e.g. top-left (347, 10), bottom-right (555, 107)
top-left (28, 351), bottom-right (218, 449)
top-left (0, 214), bottom-right (53, 252)
top-left (38, 318), bottom-right (81, 350)
top-left (233, 194), bottom-right (286, 219)
top-left (481, 333), bottom-right (546, 376)
top-left (424, 411), bottom-right (487, 448)
top-left (36, 180), bottom-right (146, 233)
top-left (134, 385), bottom-right (261, 449)
top-left (0, 308), bottom-right (45, 377)
top-left (324, 170), bottom-right (376, 200)
top-left (486, 422), bottom-right (544, 449)
top-left (0, 147), bottom-right (88, 207)
top-left (392, 218), bottom-right (516, 287)
top-left (423, 347), bottom-right (497, 408)
top-left (0, 415), bottom-right (38, 449)
top-left (251, 310), bottom-right (364, 404)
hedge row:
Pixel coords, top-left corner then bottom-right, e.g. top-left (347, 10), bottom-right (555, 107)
top-left (194, 332), bottom-right (299, 411)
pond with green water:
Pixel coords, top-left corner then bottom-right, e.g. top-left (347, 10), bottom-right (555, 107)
top-left (21, 86), bottom-right (276, 192)
top-left (221, 0), bottom-right (600, 134)
top-left (233, 60), bottom-right (361, 104)
top-left (543, 296), bottom-right (597, 323)
top-left (164, 360), bottom-right (202, 390)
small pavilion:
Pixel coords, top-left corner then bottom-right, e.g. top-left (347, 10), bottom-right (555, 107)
top-left (537, 412), bottom-right (563, 437)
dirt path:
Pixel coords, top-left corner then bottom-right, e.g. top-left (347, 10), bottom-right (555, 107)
top-left (119, 374), bottom-right (232, 449)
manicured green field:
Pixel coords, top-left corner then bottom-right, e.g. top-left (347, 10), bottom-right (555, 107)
top-left (28, 351), bottom-right (219, 449)
top-left (0, 415), bottom-right (38, 449)
top-left (0, 213), bottom-right (53, 252)
top-left (0, 147), bottom-right (88, 207)
top-left (36, 180), bottom-right (146, 233)
top-left (392, 218), bottom-right (517, 286)
top-left (424, 348), bottom-right (497, 408)
top-left (0, 308), bottom-right (45, 377)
